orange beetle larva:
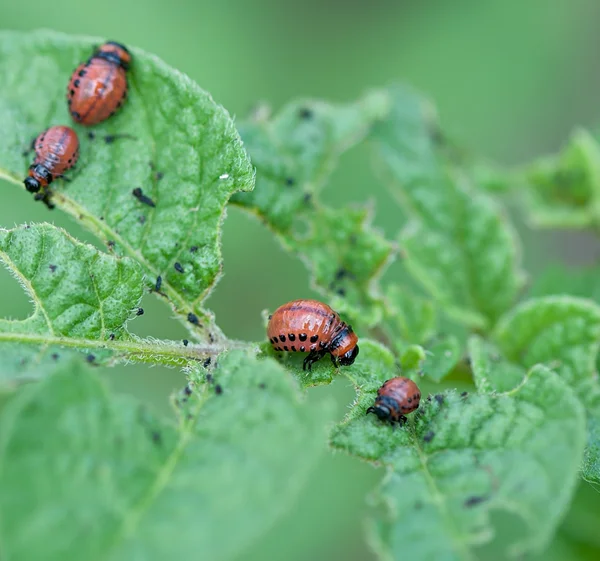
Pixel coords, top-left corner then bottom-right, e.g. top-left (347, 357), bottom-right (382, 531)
top-left (267, 299), bottom-right (359, 370)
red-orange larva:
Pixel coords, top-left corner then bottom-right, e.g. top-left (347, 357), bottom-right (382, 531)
top-left (67, 41), bottom-right (131, 126)
top-left (267, 299), bottom-right (359, 370)
top-left (24, 126), bottom-right (79, 194)
top-left (367, 377), bottom-right (421, 425)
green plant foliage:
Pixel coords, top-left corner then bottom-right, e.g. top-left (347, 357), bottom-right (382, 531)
top-left (493, 297), bottom-right (600, 483)
top-left (0, 223), bottom-right (142, 379)
top-left (0, 30), bottom-right (254, 338)
top-left (468, 336), bottom-right (526, 393)
top-left (232, 95), bottom-right (393, 326)
top-left (494, 296), bottom-right (600, 401)
top-left (524, 129), bottom-right (600, 228)
top-left (371, 85), bottom-right (525, 330)
top-left (333, 360), bottom-right (586, 560)
top-left (383, 285), bottom-right (463, 382)
top-left (0, 352), bottom-right (330, 561)
top-left (2, 28), bottom-right (600, 561)
top-left (0, 223), bottom-right (226, 375)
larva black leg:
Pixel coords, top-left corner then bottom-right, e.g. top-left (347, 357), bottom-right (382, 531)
top-left (34, 190), bottom-right (55, 210)
top-left (303, 349), bottom-right (325, 371)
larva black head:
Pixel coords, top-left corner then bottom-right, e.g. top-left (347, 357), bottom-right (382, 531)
top-left (24, 177), bottom-right (41, 193)
top-left (95, 41), bottom-right (131, 70)
top-left (338, 344), bottom-right (359, 366)
top-left (366, 401), bottom-right (391, 421)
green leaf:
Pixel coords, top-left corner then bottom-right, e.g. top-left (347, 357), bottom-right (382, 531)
top-left (0, 30), bottom-right (254, 338)
top-left (524, 129), bottom-right (600, 228)
top-left (583, 415), bottom-right (600, 483)
top-left (494, 296), bottom-right (600, 483)
top-left (384, 285), bottom-right (436, 346)
top-left (233, 94), bottom-right (393, 325)
top-left (0, 223), bottom-right (141, 378)
top-left (468, 336), bottom-right (526, 393)
top-left (383, 285), bottom-right (462, 382)
top-left (332, 360), bottom-right (586, 559)
top-left (494, 296), bottom-right (600, 401)
top-left (0, 223), bottom-right (218, 378)
top-left (371, 85), bottom-right (525, 330)
top-left (423, 335), bottom-right (463, 383)
top-left (0, 352), bottom-right (329, 561)
top-left (0, 224), bottom-right (142, 339)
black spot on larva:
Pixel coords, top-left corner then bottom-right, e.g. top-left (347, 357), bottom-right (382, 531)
top-left (203, 357), bottom-right (211, 368)
top-left (299, 333), bottom-right (307, 341)
top-left (288, 333), bottom-right (296, 341)
top-left (71, 111), bottom-right (81, 120)
top-left (268, 314), bottom-right (273, 320)
top-left (423, 431), bottom-right (435, 443)
top-left (51, 353), bottom-right (59, 360)
top-left (464, 496), bottom-right (486, 508)
top-left (283, 346), bottom-right (289, 351)
top-left (408, 398), bottom-right (412, 404)
top-left (78, 69), bottom-right (86, 77)
top-left (74, 79), bottom-right (80, 87)
top-left (136, 308), bottom-right (144, 316)
top-left (300, 346), bottom-right (305, 352)
top-left (215, 384), bottom-right (223, 395)
top-left (184, 385), bottom-right (192, 396)
top-left (183, 339), bottom-right (189, 347)
top-left (298, 107), bottom-right (313, 119)
top-left (70, 89), bottom-right (75, 96)
top-left (49, 264), bottom-right (57, 273)
top-left (187, 313), bottom-right (199, 325)
top-left (291, 346), bottom-right (296, 351)
top-left (174, 262), bottom-right (184, 273)
top-left (190, 246), bottom-right (198, 253)
top-left (434, 394), bottom-right (444, 405)
top-left (68, 158), bottom-right (72, 164)
top-left (310, 334), bottom-right (318, 343)
top-left (86, 354), bottom-right (95, 363)
top-left (279, 334), bottom-right (286, 342)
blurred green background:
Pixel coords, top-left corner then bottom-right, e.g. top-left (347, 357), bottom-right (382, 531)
top-left (3, 1), bottom-right (600, 559)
